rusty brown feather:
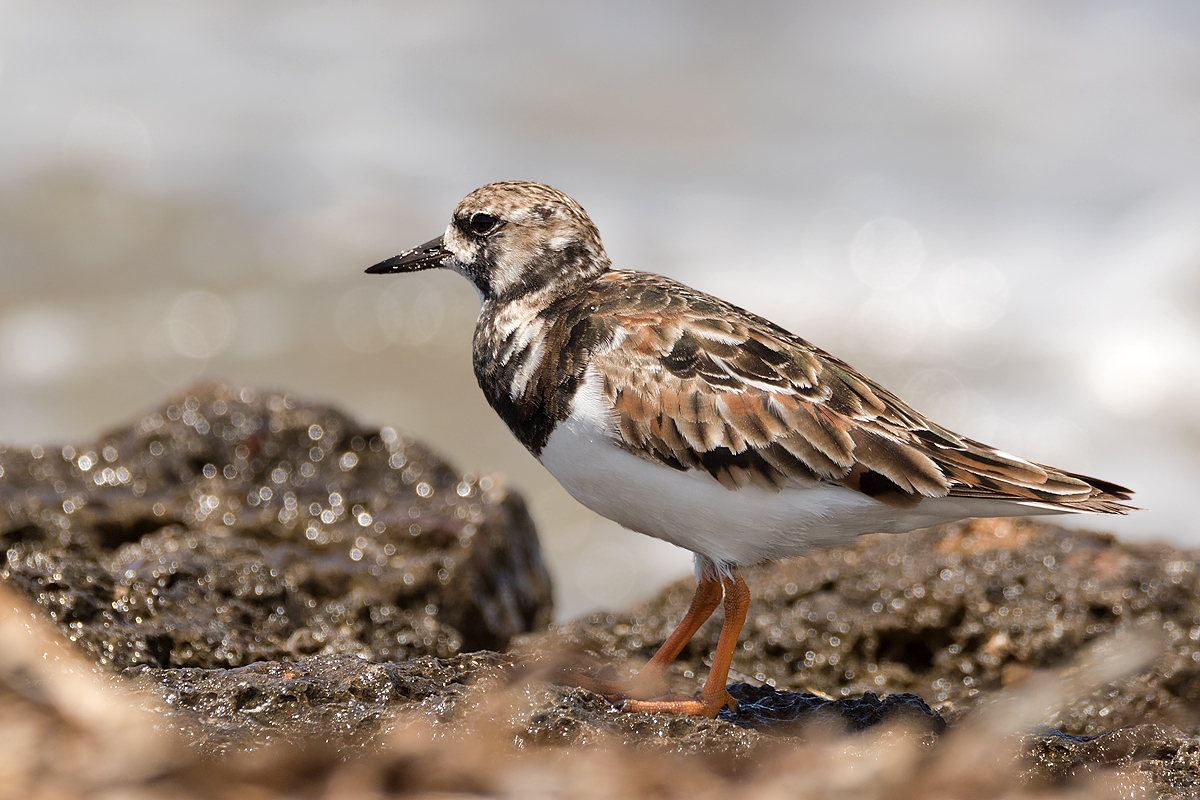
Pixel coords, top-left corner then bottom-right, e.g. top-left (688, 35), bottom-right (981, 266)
top-left (574, 271), bottom-right (1131, 513)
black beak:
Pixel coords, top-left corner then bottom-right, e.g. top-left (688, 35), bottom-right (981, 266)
top-left (365, 236), bottom-right (450, 274)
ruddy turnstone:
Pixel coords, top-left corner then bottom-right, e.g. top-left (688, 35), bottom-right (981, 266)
top-left (367, 181), bottom-right (1134, 717)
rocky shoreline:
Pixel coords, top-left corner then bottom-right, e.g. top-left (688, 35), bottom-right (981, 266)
top-left (2, 383), bottom-right (1198, 798)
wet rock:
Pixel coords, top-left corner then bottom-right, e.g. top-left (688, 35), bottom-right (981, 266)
top-left (542, 518), bottom-right (1200, 736)
top-left (131, 652), bottom-right (511, 755)
top-left (131, 652), bottom-right (943, 760)
top-left (0, 381), bottom-right (552, 669)
top-left (1025, 725), bottom-right (1200, 796)
top-left (5, 384), bottom-right (1200, 796)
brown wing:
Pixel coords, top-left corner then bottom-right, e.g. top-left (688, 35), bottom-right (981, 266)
top-left (585, 272), bottom-right (1133, 513)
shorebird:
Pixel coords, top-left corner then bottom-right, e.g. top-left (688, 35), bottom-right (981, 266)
top-left (367, 181), bottom-right (1134, 717)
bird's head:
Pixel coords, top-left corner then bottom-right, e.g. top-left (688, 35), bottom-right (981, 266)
top-left (367, 181), bottom-right (610, 303)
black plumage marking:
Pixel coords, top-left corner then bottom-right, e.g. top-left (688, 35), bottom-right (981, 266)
top-left (660, 334), bottom-right (701, 377)
top-left (473, 298), bottom-right (612, 455)
top-left (859, 470), bottom-right (910, 499)
top-left (913, 427), bottom-right (965, 450)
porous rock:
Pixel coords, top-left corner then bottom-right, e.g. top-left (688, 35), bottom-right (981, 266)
top-left (1024, 725), bottom-right (1200, 795)
top-left (544, 518), bottom-right (1200, 735)
top-left (130, 651), bottom-right (943, 759)
top-left (0, 381), bottom-right (553, 669)
top-left (5, 384), bottom-right (1200, 796)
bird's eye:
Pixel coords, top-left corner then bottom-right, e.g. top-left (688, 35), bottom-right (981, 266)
top-left (468, 213), bottom-right (500, 235)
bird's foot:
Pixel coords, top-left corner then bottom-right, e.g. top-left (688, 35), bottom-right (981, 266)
top-left (566, 670), bottom-right (737, 718)
top-left (624, 687), bottom-right (738, 718)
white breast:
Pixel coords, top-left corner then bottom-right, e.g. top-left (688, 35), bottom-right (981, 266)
top-left (538, 368), bottom-right (1059, 566)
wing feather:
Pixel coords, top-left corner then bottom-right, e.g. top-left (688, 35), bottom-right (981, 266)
top-left (583, 271), bottom-right (1134, 513)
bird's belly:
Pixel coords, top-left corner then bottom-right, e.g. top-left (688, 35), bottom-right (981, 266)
top-left (538, 407), bottom-right (1055, 566)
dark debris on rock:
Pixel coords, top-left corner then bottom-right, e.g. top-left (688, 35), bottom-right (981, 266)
top-left (720, 682), bottom-right (946, 735)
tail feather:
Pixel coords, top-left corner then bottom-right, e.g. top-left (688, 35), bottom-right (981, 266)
top-left (946, 461), bottom-right (1136, 514)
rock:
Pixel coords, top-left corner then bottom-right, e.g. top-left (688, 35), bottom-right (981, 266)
top-left (0, 381), bottom-right (553, 669)
top-left (116, 647), bottom-right (1200, 797)
top-left (130, 652), bottom-right (943, 760)
top-left (1024, 725), bottom-right (1200, 796)
top-left (541, 518), bottom-right (1200, 735)
top-left (5, 385), bottom-right (1200, 797)
top-left (129, 652), bottom-right (512, 755)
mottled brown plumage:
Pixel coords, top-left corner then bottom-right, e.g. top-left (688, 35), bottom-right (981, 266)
top-left (505, 269), bottom-right (1132, 515)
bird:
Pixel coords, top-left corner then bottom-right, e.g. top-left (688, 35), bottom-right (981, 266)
top-left (366, 180), bottom-right (1134, 717)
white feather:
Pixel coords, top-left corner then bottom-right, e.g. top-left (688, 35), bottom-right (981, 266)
top-left (508, 338), bottom-right (545, 398)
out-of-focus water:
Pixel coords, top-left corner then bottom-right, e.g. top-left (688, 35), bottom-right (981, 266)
top-left (1, 1), bottom-right (1198, 620)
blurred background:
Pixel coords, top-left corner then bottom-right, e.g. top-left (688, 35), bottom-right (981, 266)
top-left (0, 1), bottom-right (1197, 620)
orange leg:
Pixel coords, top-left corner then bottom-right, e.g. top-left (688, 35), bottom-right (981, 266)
top-left (572, 568), bottom-right (751, 718)
top-left (625, 569), bottom-right (750, 717)
top-left (572, 570), bottom-right (724, 700)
